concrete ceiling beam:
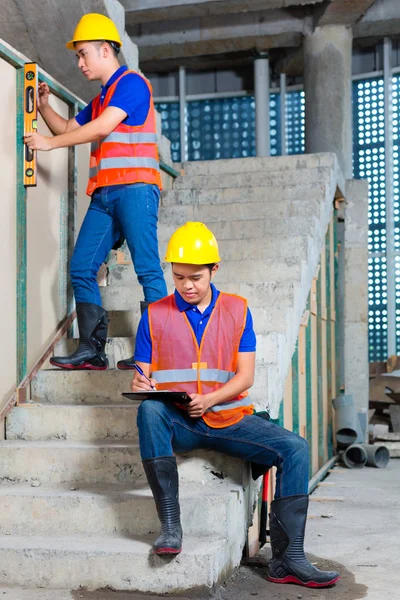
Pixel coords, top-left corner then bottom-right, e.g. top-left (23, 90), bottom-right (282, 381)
top-left (354, 0), bottom-right (400, 38)
top-left (316, 0), bottom-right (377, 27)
top-left (130, 9), bottom-right (306, 64)
top-left (122, 0), bottom-right (325, 25)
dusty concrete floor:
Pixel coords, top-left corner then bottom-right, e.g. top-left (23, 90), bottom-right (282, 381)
top-left (1, 460), bottom-right (398, 600)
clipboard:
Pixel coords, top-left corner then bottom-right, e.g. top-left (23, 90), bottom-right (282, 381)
top-left (122, 391), bottom-right (191, 404)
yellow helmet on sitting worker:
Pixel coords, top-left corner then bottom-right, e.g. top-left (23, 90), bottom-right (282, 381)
top-left (66, 13), bottom-right (122, 50)
top-left (165, 222), bottom-right (221, 264)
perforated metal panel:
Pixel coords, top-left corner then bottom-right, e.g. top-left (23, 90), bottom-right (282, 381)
top-left (156, 102), bottom-right (181, 162)
top-left (353, 78), bottom-right (387, 361)
top-left (286, 91), bottom-right (305, 155)
top-left (156, 94), bottom-right (282, 161)
top-left (392, 75), bottom-right (400, 353)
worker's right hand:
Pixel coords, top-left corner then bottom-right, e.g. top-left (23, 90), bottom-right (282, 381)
top-left (131, 372), bottom-right (157, 392)
top-left (38, 82), bottom-right (50, 109)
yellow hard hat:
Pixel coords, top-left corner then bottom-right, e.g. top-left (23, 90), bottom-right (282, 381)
top-left (165, 222), bottom-right (221, 264)
top-left (66, 13), bottom-right (122, 50)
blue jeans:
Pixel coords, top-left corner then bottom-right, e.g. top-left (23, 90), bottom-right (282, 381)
top-left (70, 183), bottom-right (167, 305)
top-left (137, 401), bottom-right (309, 498)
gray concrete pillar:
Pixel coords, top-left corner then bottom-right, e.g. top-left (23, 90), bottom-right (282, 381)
top-left (344, 179), bottom-right (369, 426)
top-left (304, 26), bottom-right (353, 179)
top-left (254, 54), bottom-right (270, 157)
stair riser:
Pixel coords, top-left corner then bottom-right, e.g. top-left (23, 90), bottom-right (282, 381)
top-left (161, 185), bottom-right (326, 214)
top-left (0, 542), bottom-right (230, 592)
top-left (180, 154), bottom-right (336, 176)
top-left (0, 446), bottom-right (245, 486)
top-left (173, 167), bottom-right (330, 190)
top-left (0, 488), bottom-right (244, 538)
top-left (6, 406), bottom-right (140, 442)
top-left (108, 259), bottom-right (303, 289)
top-left (32, 370), bottom-right (133, 404)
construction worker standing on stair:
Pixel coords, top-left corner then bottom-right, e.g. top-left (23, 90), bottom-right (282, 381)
top-left (132, 221), bottom-right (340, 589)
top-left (24, 13), bottom-right (167, 370)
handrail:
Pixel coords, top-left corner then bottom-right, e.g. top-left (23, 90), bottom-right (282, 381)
top-left (0, 310), bottom-right (76, 420)
top-left (160, 160), bottom-right (180, 178)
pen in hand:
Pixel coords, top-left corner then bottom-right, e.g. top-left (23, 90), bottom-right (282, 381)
top-left (132, 363), bottom-right (156, 390)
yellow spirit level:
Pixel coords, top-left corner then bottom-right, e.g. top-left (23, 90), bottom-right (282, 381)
top-left (23, 63), bottom-right (38, 187)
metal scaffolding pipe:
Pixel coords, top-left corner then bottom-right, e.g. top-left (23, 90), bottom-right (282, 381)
top-left (384, 37), bottom-right (396, 358)
top-left (254, 54), bottom-right (270, 157)
top-left (179, 66), bottom-right (187, 163)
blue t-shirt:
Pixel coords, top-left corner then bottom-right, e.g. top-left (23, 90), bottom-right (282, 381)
top-left (134, 283), bottom-right (257, 364)
top-left (75, 66), bottom-right (151, 127)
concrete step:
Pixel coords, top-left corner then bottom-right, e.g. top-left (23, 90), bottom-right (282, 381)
top-left (42, 337), bottom-right (135, 371)
top-left (32, 369), bottom-right (133, 404)
top-left (0, 481), bottom-right (244, 539)
top-left (179, 153), bottom-right (337, 177)
top-left (0, 440), bottom-right (245, 486)
top-left (0, 533), bottom-right (234, 592)
top-left (172, 167), bottom-right (331, 190)
top-left (161, 181), bottom-right (328, 209)
top-left (6, 404), bottom-right (139, 442)
top-left (108, 258), bottom-right (303, 289)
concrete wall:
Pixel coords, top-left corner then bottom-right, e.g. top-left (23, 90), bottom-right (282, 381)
top-left (0, 58), bottom-right (17, 408)
top-left (344, 179), bottom-right (369, 419)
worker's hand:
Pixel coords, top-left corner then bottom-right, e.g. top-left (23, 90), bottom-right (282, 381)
top-left (131, 371), bottom-right (157, 392)
top-left (187, 393), bottom-right (212, 418)
top-left (38, 82), bottom-right (51, 109)
top-left (24, 132), bottom-right (53, 151)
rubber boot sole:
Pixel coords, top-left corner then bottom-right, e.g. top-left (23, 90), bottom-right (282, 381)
top-left (267, 574), bottom-right (340, 588)
top-left (116, 363), bottom-right (135, 370)
top-left (49, 359), bottom-right (107, 371)
top-left (154, 547), bottom-right (182, 555)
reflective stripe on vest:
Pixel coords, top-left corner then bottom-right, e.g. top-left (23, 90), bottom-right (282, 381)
top-left (89, 156), bottom-right (160, 178)
top-left (103, 132), bottom-right (158, 144)
top-left (206, 396), bottom-right (254, 413)
top-left (152, 368), bottom-right (235, 384)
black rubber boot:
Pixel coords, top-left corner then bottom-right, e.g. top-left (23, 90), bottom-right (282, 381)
top-left (268, 494), bottom-right (340, 588)
top-left (117, 301), bottom-right (150, 370)
top-left (143, 456), bottom-right (182, 555)
top-left (50, 302), bottom-right (108, 370)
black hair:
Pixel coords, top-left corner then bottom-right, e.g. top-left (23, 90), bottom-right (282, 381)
top-left (88, 39), bottom-right (121, 57)
top-left (172, 262), bottom-right (217, 273)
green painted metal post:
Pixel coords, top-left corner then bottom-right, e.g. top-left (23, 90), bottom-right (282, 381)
top-left (316, 265), bottom-right (324, 468)
top-left (305, 299), bottom-right (313, 476)
top-left (16, 67), bottom-right (27, 384)
top-left (291, 341), bottom-right (299, 435)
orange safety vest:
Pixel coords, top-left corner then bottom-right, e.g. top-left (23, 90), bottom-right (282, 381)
top-left (86, 70), bottom-right (162, 196)
top-left (149, 293), bottom-right (254, 428)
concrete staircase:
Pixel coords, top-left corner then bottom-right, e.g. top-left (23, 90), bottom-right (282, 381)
top-left (0, 153), bottom-right (342, 594)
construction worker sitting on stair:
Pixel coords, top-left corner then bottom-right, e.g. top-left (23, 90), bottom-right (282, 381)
top-left (24, 13), bottom-right (167, 371)
top-left (133, 221), bottom-right (340, 589)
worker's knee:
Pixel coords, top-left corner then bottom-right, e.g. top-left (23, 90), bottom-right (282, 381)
top-left (289, 433), bottom-right (309, 462)
top-left (137, 399), bottom-right (168, 429)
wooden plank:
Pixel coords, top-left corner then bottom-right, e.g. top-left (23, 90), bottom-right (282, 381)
top-left (316, 258), bottom-right (325, 469)
top-left (305, 299), bottom-right (313, 477)
top-left (292, 343), bottom-right (299, 435)
top-left (311, 310), bottom-right (319, 475)
top-left (321, 234), bottom-right (329, 463)
top-left (326, 220), bottom-right (334, 457)
top-left (283, 363), bottom-right (293, 432)
top-left (298, 325), bottom-right (307, 441)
